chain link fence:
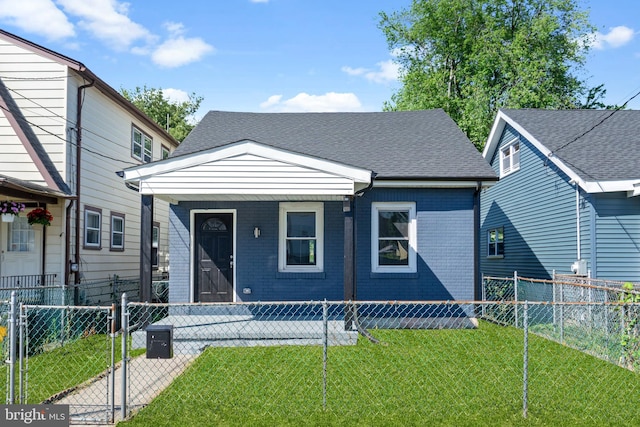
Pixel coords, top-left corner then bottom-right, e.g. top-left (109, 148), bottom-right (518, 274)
top-left (2, 294), bottom-right (118, 424)
top-left (120, 299), bottom-right (640, 425)
top-left (2, 294), bottom-right (640, 425)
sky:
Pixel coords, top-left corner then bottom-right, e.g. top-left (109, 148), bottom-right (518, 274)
top-left (0, 0), bottom-right (638, 121)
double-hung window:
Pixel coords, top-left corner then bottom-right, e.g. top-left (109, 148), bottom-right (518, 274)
top-left (110, 213), bottom-right (125, 251)
top-left (500, 139), bottom-right (520, 177)
top-left (487, 228), bottom-right (504, 258)
top-left (278, 202), bottom-right (324, 272)
top-left (84, 206), bottom-right (102, 249)
top-left (132, 126), bottom-right (152, 163)
top-left (371, 202), bottom-right (416, 273)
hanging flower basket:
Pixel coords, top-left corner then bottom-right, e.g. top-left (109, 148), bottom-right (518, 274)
top-left (27, 208), bottom-right (53, 226)
top-left (0, 201), bottom-right (25, 221)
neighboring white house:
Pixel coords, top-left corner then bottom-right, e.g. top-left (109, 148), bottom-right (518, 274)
top-left (0, 29), bottom-right (177, 297)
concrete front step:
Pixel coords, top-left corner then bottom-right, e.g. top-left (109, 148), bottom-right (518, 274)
top-left (131, 315), bottom-right (358, 354)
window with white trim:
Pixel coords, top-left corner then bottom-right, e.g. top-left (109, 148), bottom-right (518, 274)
top-left (487, 227), bottom-right (504, 258)
top-left (371, 202), bottom-right (417, 273)
top-left (84, 206), bottom-right (102, 249)
top-left (7, 217), bottom-right (34, 252)
top-left (110, 213), bottom-right (125, 251)
top-left (500, 139), bottom-right (520, 177)
top-left (132, 126), bottom-right (152, 163)
top-left (279, 202), bottom-right (324, 272)
top-left (161, 145), bottom-right (170, 160)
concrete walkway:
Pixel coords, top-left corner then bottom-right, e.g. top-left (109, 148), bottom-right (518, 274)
top-left (55, 354), bottom-right (197, 426)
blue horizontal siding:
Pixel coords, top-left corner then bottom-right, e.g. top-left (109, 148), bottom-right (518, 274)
top-left (481, 124), bottom-right (579, 279)
top-left (593, 193), bottom-right (640, 282)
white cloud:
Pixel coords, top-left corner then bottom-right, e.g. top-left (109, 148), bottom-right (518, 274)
top-left (260, 95), bottom-right (283, 109)
top-left (259, 92), bottom-right (363, 112)
top-left (57, 0), bottom-right (154, 51)
top-left (341, 60), bottom-right (400, 84)
top-left (250, 0), bottom-right (269, 3)
top-left (0, 0), bottom-right (74, 40)
top-left (151, 36), bottom-right (214, 68)
top-left (590, 26), bottom-right (635, 50)
top-left (162, 88), bottom-right (190, 104)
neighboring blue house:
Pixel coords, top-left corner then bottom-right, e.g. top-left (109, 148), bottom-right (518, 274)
top-left (481, 109), bottom-right (640, 282)
top-left (124, 110), bottom-right (497, 303)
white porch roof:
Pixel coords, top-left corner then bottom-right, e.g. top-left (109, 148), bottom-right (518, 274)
top-left (123, 140), bottom-right (373, 202)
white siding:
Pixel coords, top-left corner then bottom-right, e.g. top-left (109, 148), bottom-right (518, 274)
top-left (0, 39), bottom-right (68, 184)
top-left (72, 79), bottom-right (173, 281)
top-left (0, 35), bottom-right (174, 285)
top-left (141, 154), bottom-right (358, 196)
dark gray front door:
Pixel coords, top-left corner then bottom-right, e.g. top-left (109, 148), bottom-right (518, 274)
top-left (195, 213), bottom-right (233, 302)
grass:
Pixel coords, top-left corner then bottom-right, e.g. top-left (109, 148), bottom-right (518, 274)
top-left (118, 321), bottom-right (640, 427)
top-left (0, 334), bottom-right (144, 404)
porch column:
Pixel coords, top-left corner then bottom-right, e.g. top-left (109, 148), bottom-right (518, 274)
top-left (343, 196), bottom-right (355, 329)
top-left (140, 194), bottom-right (154, 302)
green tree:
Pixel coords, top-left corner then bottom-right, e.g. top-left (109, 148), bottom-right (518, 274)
top-left (379, 0), bottom-right (605, 149)
top-left (121, 85), bottom-right (203, 142)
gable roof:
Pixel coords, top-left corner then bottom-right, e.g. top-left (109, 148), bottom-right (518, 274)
top-left (172, 110), bottom-right (497, 181)
top-left (124, 140), bottom-right (374, 201)
top-left (0, 76), bottom-right (71, 194)
top-left (0, 29), bottom-right (179, 147)
top-left (484, 109), bottom-right (640, 194)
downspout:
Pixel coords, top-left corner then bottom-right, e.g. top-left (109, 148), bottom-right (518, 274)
top-left (474, 182), bottom-right (481, 300)
top-left (73, 79), bottom-right (95, 290)
top-left (570, 180), bottom-right (581, 260)
top-left (64, 200), bottom-right (74, 286)
top-left (352, 171), bottom-right (377, 300)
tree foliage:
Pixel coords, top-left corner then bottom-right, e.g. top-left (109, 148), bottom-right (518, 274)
top-left (379, 0), bottom-right (606, 149)
top-left (121, 85), bottom-right (203, 142)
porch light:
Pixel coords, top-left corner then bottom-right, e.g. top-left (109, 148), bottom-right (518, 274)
top-left (254, 227), bottom-right (261, 238)
top-left (343, 196), bottom-right (352, 213)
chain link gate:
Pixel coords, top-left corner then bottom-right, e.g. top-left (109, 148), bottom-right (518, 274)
top-left (4, 291), bottom-right (118, 425)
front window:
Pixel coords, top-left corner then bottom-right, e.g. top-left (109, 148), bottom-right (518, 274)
top-left (500, 139), bottom-right (520, 177)
top-left (487, 228), bottom-right (504, 258)
top-left (7, 217), bottom-right (34, 252)
top-left (279, 202), bottom-right (324, 272)
top-left (132, 126), bottom-right (152, 163)
top-left (84, 206), bottom-right (102, 249)
top-left (371, 202), bottom-right (417, 273)
top-left (110, 213), bottom-right (125, 251)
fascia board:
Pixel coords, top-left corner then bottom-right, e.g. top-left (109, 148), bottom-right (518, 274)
top-left (124, 140), bottom-right (372, 183)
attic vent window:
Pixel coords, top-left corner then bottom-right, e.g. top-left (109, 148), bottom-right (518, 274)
top-left (500, 139), bottom-right (520, 177)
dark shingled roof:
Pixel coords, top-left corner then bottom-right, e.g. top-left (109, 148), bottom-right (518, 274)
top-left (502, 109), bottom-right (640, 182)
top-left (173, 110), bottom-right (497, 180)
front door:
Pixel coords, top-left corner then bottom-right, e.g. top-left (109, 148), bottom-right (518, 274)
top-left (194, 213), bottom-right (233, 302)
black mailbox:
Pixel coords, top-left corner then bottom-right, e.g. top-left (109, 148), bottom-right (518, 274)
top-left (146, 324), bottom-right (173, 359)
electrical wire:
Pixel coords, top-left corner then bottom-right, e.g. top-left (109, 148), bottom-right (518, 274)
top-left (0, 103), bottom-right (140, 167)
top-left (551, 89), bottom-right (640, 156)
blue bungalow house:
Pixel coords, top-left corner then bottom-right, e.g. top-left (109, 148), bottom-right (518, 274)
top-left (124, 110), bottom-right (497, 303)
top-left (481, 109), bottom-right (640, 282)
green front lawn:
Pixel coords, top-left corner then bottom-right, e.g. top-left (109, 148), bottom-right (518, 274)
top-left (119, 321), bottom-right (640, 426)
